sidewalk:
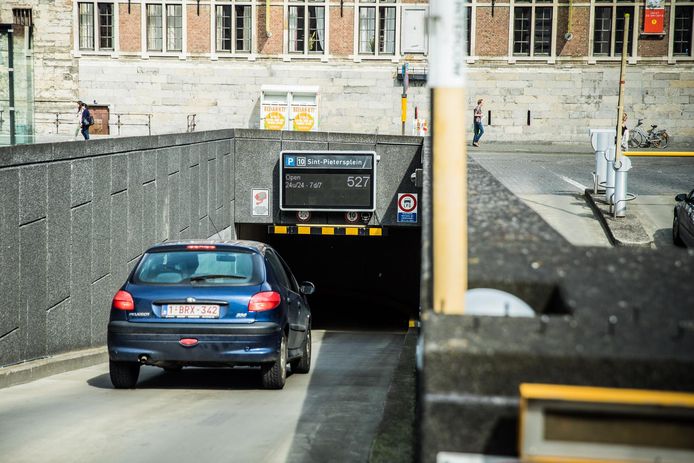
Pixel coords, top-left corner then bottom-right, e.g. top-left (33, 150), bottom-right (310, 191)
top-left (584, 189), bottom-right (653, 247)
top-left (469, 141), bottom-right (694, 155)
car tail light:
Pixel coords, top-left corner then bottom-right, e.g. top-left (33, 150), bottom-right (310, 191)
top-left (186, 245), bottom-right (216, 250)
top-left (179, 338), bottom-right (198, 347)
top-left (112, 290), bottom-right (135, 311)
top-left (248, 291), bottom-right (281, 312)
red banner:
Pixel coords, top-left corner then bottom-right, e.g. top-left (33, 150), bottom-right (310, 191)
top-left (643, 8), bottom-right (665, 34)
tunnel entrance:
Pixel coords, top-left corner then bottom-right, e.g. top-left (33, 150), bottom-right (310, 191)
top-left (237, 224), bottom-right (420, 331)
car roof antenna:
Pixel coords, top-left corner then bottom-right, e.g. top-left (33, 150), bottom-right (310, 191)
top-left (208, 214), bottom-right (223, 241)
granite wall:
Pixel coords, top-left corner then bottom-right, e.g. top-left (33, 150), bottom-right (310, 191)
top-left (0, 129), bottom-right (422, 367)
top-left (0, 130), bottom-right (236, 367)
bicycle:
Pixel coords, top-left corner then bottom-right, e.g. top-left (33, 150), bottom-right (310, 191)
top-left (628, 118), bottom-right (670, 149)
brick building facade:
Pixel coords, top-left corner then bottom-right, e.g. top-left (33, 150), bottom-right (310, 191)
top-left (1, 0), bottom-right (693, 143)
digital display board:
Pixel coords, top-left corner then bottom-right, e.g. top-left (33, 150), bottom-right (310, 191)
top-left (279, 151), bottom-right (377, 211)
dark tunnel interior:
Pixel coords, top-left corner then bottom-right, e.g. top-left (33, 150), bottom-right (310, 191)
top-left (238, 224), bottom-right (421, 331)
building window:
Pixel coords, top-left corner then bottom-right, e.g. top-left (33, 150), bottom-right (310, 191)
top-left (79, 3), bottom-right (94, 50)
top-left (513, 1), bottom-right (553, 57)
top-left (592, 3), bottom-right (635, 57)
top-left (674, 6), bottom-right (693, 56)
top-left (79, 2), bottom-right (114, 51)
top-left (358, 0), bottom-right (396, 55)
top-left (147, 3), bottom-right (182, 52)
top-left (147, 5), bottom-right (163, 51)
top-left (289, 1), bottom-right (325, 54)
top-left (216, 3), bottom-right (251, 53)
top-left (98, 3), bottom-right (113, 49)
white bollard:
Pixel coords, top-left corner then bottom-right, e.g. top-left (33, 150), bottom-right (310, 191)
top-left (613, 156), bottom-right (632, 217)
top-left (604, 146), bottom-right (616, 205)
top-left (589, 129), bottom-right (616, 193)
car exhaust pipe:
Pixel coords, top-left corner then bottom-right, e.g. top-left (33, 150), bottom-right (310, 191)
top-left (138, 354), bottom-right (149, 364)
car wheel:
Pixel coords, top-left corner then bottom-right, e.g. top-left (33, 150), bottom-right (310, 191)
top-left (109, 360), bottom-right (140, 389)
top-left (291, 327), bottom-right (311, 374)
top-left (673, 214), bottom-right (684, 246)
top-left (261, 333), bottom-right (287, 389)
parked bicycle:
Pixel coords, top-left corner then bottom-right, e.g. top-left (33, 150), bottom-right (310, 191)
top-left (628, 118), bottom-right (670, 149)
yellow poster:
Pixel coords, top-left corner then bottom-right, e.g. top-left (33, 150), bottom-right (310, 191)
top-left (292, 105), bottom-right (316, 132)
top-left (262, 104), bottom-right (287, 130)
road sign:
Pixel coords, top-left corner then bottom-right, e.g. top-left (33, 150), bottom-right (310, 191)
top-left (252, 189), bottom-right (269, 216)
top-left (397, 193), bottom-right (418, 223)
top-left (279, 150), bottom-right (377, 212)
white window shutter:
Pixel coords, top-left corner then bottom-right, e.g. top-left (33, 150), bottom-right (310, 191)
top-left (401, 7), bottom-right (428, 54)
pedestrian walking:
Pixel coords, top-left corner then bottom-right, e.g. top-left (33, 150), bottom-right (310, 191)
top-left (75, 101), bottom-right (84, 140)
top-left (472, 98), bottom-right (484, 147)
top-left (80, 102), bottom-right (92, 140)
top-left (620, 112), bottom-right (629, 151)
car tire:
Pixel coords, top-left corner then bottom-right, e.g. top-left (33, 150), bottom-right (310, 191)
top-left (291, 327), bottom-right (311, 374)
top-left (109, 360), bottom-right (140, 389)
top-left (261, 333), bottom-right (287, 389)
top-left (673, 214), bottom-right (684, 246)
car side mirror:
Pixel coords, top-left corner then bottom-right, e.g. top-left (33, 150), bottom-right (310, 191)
top-left (300, 282), bottom-right (315, 295)
top-left (675, 193), bottom-right (687, 202)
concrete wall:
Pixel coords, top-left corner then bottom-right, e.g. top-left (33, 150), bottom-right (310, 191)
top-left (0, 129), bottom-right (422, 368)
top-left (0, 130), bottom-right (236, 367)
top-left (233, 130), bottom-right (422, 226)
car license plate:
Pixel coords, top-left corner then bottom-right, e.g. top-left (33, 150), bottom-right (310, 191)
top-left (163, 304), bottom-right (220, 318)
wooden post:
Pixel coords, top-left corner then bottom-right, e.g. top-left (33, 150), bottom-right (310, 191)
top-left (615, 14), bottom-right (629, 166)
top-left (429, 1), bottom-right (468, 314)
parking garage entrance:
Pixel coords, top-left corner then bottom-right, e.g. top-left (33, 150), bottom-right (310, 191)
top-left (237, 224), bottom-right (420, 331)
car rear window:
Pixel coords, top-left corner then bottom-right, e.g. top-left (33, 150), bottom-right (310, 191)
top-left (133, 250), bottom-right (263, 285)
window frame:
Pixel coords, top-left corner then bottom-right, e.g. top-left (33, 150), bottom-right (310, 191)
top-left (215, 2), bottom-right (253, 54)
top-left (356, 0), bottom-right (399, 58)
top-left (511, 0), bottom-right (555, 59)
top-left (144, 1), bottom-right (185, 55)
top-left (288, 1), bottom-right (327, 55)
top-left (673, 4), bottom-right (694, 57)
top-left (590, 0), bottom-right (638, 60)
top-left (77, 1), bottom-right (115, 52)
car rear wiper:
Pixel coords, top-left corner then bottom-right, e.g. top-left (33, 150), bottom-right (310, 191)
top-left (189, 274), bottom-right (247, 282)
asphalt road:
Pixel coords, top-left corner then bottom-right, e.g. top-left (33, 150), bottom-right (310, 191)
top-left (0, 330), bottom-right (404, 463)
top-left (470, 150), bottom-right (694, 248)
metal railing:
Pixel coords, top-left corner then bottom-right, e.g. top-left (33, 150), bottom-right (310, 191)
top-left (114, 113), bottom-right (152, 136)
top-left (187, 114), bottom-right (197, 133)
top-left (33, 112), bottom-right (153, 137)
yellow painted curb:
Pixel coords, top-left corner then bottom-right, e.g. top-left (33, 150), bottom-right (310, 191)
top-left (627, 151), bottom-right (694, 156)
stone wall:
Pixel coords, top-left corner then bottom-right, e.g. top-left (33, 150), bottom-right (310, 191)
top-left (76, 59), bottom-right (432, 138)
top-left (0, 130), bottom-right (236, 367)
top-left (75, 58), bottom-right (694, 143)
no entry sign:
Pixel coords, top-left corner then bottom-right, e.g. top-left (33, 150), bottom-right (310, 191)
top-left (397, 193), bottom-right (418, 223)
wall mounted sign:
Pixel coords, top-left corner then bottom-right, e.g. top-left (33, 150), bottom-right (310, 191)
top-left (643, 0), bottom-right (665, 35)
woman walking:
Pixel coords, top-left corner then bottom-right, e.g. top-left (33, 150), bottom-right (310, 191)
top-left (472, 98), bottom-right (484, 147)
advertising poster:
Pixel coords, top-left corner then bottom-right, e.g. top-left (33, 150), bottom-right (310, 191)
top-left (262, 104), bottom-right (288, 131)
top-left (292, 105), bottom-right (317, 132)
top-left (643, 0), bottom-right (665, 34)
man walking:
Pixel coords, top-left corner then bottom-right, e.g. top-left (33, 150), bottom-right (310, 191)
top-left (80, 102), bottom-right (92, 140)
top-left (472, 98), bottom-right (484, 147)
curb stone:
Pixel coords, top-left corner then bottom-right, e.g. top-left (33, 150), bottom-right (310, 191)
top-left (584, 189), bottom-right (653, 247)
top-left (0, 347), bottom-right (108, 389)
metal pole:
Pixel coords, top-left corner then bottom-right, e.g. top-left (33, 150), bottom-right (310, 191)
top-left (615, 14), bottom-right (629, 166)
top-left (430, 0), bottom-right (467, 314)
top-left (401, 63), bottom-right (408, 136)
top-left (8, 27), bottom-right (16, 145)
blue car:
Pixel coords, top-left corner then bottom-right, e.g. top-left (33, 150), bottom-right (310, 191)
top-left (107, 240), bottom-right (314, 389)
